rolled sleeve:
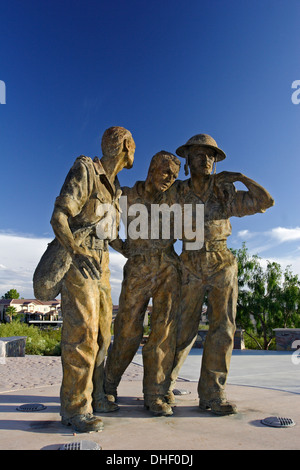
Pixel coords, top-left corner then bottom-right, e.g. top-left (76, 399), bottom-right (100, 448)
top-left (54, 158), bottom-right (90, 217)
top-left (228, 191), bottom-right (266, 218)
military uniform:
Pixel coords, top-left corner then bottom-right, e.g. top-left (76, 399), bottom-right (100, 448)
top-left (104, 181), bottom-right (181, 412)
top-left (52, 155), bottom-right (120, 419)
top-left (169, 175), bottom-right (271, 406)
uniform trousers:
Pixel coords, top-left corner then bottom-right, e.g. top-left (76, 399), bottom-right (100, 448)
top-left (170, 248), bottom-right (238, 400)
top-left (105, 249), bottom-right (181, 398)
top-left (60, 250), bottom-right (112, 419)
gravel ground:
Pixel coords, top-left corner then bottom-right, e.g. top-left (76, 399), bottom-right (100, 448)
top-left (0, 355), bottom-right (144, 393)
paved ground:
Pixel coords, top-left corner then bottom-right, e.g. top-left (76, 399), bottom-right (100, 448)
top-left (134, 349), bottom-right (300, 393)
top-left (0, 350), bottom-right (299, 451)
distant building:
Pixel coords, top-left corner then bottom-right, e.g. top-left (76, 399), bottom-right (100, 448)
top-left (0, 298), bottom-right (61, 323)
top-left (0, 300), bottom-right (154, 326)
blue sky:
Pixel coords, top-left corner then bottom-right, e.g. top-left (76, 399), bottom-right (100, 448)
top-left (0, 0), bottom-right (300, 301)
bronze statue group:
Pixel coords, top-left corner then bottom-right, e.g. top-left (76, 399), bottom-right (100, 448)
top-left (34, 127), bottom-right (274, 433)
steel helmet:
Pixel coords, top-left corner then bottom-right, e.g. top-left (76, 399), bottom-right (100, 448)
top-left (176, 134), bottom-right (226, 162)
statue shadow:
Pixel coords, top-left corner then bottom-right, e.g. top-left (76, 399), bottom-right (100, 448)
top-left (0, 394), bottom-right (226, 439)
top-left (0, 417), bottom-right (72, 435)
top-left (95, 396), bottom-right (222, 420)
top-left (0, 393), bottom-right (65, 436)
top-left (0, 393), bottom-right (60, 415)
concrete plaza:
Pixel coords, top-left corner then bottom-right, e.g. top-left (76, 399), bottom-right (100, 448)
top-left (0, 349), bottom-right (299, 451)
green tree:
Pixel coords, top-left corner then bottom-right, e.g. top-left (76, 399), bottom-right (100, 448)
top-left (2, 289), bottom-right (20, 299)
top-left (277, 266), bottom-right (300, 328)
top-left (231, 243), bottom-right (300, 350)
top-left (231, 243), bottom-right (263, 338)
top-left (250, 260), bottom-right (282, 350)
top-left (4, 305), bottom-right (17, 322)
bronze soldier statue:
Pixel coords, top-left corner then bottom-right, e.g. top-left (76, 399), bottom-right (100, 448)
top-left (104, 151), bottom-right (181, 416)
top-left (34, 127), bottom-right (135, 433)
top-left (168, 134), bottom-right (274, 415)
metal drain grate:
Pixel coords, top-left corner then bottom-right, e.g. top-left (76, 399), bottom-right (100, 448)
top-left (59, 440), bottom-right (102, 450)
top-left (261, 416), bottom-right (296, 428)
top-left (16, 403), bottom-right (47, 412)
top-left (173, 389), bottom-right (191, 396)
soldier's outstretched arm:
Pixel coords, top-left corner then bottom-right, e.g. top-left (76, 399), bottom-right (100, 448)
top-left (238, 174), bottom-right (274, 210)
top-left (215, 171), bottom-right (274, 216)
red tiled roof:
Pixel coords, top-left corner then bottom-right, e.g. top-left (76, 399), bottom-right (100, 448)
top-left (0, 298), bottom-right (60, 305)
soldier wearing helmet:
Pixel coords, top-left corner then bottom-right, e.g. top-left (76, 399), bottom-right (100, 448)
top-left (167, 134), bottom-right (274, 415)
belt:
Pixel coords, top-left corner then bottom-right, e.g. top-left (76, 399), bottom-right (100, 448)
top-left (203, 240), bottom-right (227, 252)
top-left (130, 245), bottom-right (175, 258)
top-left (83, 236), bottom-right (109, 251)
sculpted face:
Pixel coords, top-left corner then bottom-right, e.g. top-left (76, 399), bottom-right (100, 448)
top-left (151, 160), bottom-right (179, 192)
top-left (187, 146), bottom-right (215, 176)
top-left (124, 137), bottom-right (136, 169)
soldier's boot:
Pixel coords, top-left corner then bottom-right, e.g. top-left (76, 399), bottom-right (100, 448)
top-left (144, 395), bottom-right (173, 416)
top-left (61, 413), bottom-right (104, 433)
top-left (93, 395), bottom-right (119, 413)
top-left (104, 384), bottom-right (118, 403)
top-left (164, 390), bottom-right (176, 406)
top-left (199, 397), bottom-right (238, 416)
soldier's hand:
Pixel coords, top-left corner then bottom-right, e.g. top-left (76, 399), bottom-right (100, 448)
top-left (72, 248), bottom-right (102, 280)
top-left (216, 171), bottom-right (245, 184)
top-left (214, 172), bottom-right (239, 202)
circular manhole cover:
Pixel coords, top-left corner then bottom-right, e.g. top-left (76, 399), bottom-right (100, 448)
top-left (173, 389), bottom-right (191, 396)
top-left (261, 416), bottom-right (295, 428)
top-left (16, 403), bottom-right (47, 412)
top-left (59, 440), bottom-right (102, 450)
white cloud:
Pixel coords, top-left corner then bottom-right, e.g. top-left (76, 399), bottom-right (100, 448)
top-left (106, 250), bottom-right (126, 303)
top-left (0, 233), bottom-right (51, 271)
top-left (237, 229), bottom-right (254, 239)
top-left (0, 233), bottom-right (51, 299)
top-left (268, 227), bottom-right (300, 243)
top-left (237, 229), bottom-right (249, 237)
top-left (234, 226), bottom-right (300, 278)
top-left (258, 254), bottom-right (300, 279)
top-left (237, 226), bottom-right (300, 245)
top-left (236, 226), bottom-right (300, 254)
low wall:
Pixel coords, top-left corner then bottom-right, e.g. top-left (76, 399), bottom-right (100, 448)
top-left (273, 329), bottom-right (300, 351)
top-left (193, 329), bottom-right (245, 349)
top-left (0, 336), bottom-right (27, 357)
